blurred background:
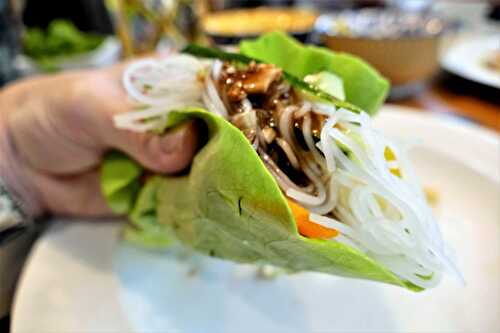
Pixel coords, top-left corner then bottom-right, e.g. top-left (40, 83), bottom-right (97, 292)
top-left (0, 0), bottom-right (499, 128)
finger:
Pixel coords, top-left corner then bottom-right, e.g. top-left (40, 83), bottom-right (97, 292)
top-left (8, 101), bottom-right (103, 174)
top-left (96, 58), bottom-right (200, 174)
top-left (33, 169), bottom-right (116, 218)
top-left (103, 120), bottom-right (200, 174)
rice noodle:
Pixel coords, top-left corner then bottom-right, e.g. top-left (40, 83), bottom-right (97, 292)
top-left (278, 105), bottom-right (299, 147)
top-left (241, 99), bottom-right (253, 113)
top-left (276, 138), bottom-right (300, 170)
top-left (303, 112), bottom-right (327, 171)
top-left (122, 55), bottom-right (204, 106)
top-left (117, 55), bottom-right (206, 132)
top-left (310, 175), bottom-right (339, 215)
top-left (258, 148), bottom-right (314, 194)
top-left (310, 213), bottom-right (356, 237)
top-left (294, 101), bottom-right (312, 119)
top-left (204, 73), bottom-right (228, 118)
top-left (212, 60), bottom-right (223, 81)
top-left (313, 108), bottom-right (461, 287)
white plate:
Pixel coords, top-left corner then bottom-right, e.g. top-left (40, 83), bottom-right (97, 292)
top-left (12, 106), bottom-right (500, 333)
top-left (440, 34), bottom-right (500, 89)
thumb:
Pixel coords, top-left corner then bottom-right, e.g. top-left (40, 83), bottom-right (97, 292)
top-left (106, 120), bottom-right (200, 173)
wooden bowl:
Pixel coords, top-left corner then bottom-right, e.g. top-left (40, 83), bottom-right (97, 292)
top-left (316, 10), bottom-right (455, 88)
top-left (321, 35), bottom-right (439, 86)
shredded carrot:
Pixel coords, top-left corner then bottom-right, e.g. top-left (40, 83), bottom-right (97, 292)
top-left (287, 199), bottom-right (339, 239)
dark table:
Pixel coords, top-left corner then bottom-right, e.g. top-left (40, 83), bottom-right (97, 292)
top-left (1, 316), bottom-right (9, 332)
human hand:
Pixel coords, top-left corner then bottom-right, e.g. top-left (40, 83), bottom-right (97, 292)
top-left (0, 64), bottom-right (199, 217)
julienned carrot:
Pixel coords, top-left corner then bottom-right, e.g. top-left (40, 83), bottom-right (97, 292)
top-left (287, 199), bottom-right (339, 239)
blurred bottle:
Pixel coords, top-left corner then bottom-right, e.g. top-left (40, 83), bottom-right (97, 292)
top-left (107, 0), bottom-right (209, 57)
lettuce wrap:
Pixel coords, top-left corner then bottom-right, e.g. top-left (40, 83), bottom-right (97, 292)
top-left (101, 32), bottom-right (459, 290)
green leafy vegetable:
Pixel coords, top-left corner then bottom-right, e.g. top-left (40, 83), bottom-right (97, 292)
top-left (23, 20), bottom-right (105, 72)
top-left (282, 72), bottom-right (362, 113)
top-left (100, 151), bottom-right (142, 215)
top-left (100, 153), bottom-right (170, 248)
top-left (239, 31), bottom-right (389, 114)
top-left (125, 176), bottom-right (172, 248)
top-left (304, 71), bottom-right (346, 101)
top-left (182, 44), bottom-right (255, 64)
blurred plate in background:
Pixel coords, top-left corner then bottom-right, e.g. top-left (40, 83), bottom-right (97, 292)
top-left (202, 7), bottom-right (317, 45)
top-left (441, 35), bottom-right (500, 89)
top-left (12, 106), bottom-right (500, 333)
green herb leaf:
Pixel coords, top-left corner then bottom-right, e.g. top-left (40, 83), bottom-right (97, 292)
top-left (282, 72), bottom-right (363, 113)
top-left (182, 44), bottom-right (254, 64)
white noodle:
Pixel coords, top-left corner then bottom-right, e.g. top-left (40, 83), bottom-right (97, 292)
top-left (276, 138), bottom-right (300, 170)
top-left (294, 101), bottom-right (312, 119)
top-left (287, 188), bottom-right (324, 206)
top-left (319, 116), bottom-right (338, 171)
top-left (117, 55), bottom-right (206, 132)
top-left (310, 213), bottom-right (356, 237)
top-left (279, 105), bottom-right (299, 145)
top-left (303, 112), bottom-right (327, 171)
top-left (212, 60), bottom-right (223, 81)
top-left (258, 148), bottom-right (314, 193)
top-left (204, 72), bottom-right (228, 117)
top-left (241, 99), bottom-right (253, 113)
top-left (308, 174), bottom-right (339, 215)
top-left (312, 108), bottom-right (461, 287)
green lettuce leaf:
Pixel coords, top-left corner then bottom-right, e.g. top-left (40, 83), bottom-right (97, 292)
top-left (101, 109), bottom-right (419, 290)
top-left (239, 31), bottom-right (389, 114)
top-left (100, 151), bottom-right (142, 215)
top-left (100, 153), bottom-right (171, 248)
top-left (124, 176), bottom-right (172, 248)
